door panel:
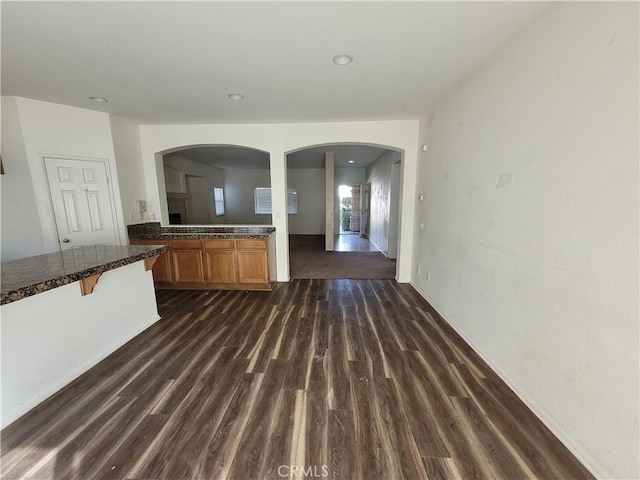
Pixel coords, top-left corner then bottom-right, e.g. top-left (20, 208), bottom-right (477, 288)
top-left (82, 167), bottom-right (98, 184)
top-left (237, 250), bottom-right (268, 284)
top-left (171, 250), bottom-right (204, 283)
top-left (86, 191), bottom-right (104, 231)
top-left (45, 158), bottom-right (118, 250)
top-left (61, 190), bottom-right (81, 232)
top-left (204, 250), bottom-right (237, 284)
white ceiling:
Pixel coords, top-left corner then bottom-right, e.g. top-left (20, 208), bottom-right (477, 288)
top-left (1, 1), bottom-right (548, 125)
top-left (287, 144), bottom-right (389, 169)
top-left (167, 143), bottom-right (389, 170)
top-left (167, 146), bottom-right (270, 170)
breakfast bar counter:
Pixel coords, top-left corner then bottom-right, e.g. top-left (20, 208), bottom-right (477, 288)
top-left (1, 244), bottom-right (168, 428)
top-left (1, 244), bottom-right (168, 305)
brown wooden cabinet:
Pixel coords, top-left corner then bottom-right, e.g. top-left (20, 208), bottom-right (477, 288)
top-left (129, 235), bottom-right (275, 291)
top-left (129, 238), bottom-right (172, 283)
top-left (170, 239), bottom-right (204, 284)
top-left (236, 239), bottom-right (269, 285)
top-left (202, 238), bottom-right (270, 288)
top-left (203, 239), bottom-right (236, 285)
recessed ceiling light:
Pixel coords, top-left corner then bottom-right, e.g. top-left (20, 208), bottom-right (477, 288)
top-left (89, 96), bottom-right (108, 103)
top-left (332, 54), bottom-right (353, 65)
top-left (228, 93), bottom-right (244, 101)
top-left (348, 160), bottom-right (355, 164)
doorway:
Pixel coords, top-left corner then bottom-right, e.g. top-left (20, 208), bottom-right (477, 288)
top-left (44, 157), bottom-right (119, 250)
top-left (338, 184), bottom-right (361, 235)
top-left (335, 184), bottom-right (377, 252)
top-left (285, 143), bottom-right (400, 279)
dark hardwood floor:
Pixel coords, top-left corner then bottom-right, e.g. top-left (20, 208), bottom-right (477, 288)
top-left (1, 280), bottom-right (594, 479)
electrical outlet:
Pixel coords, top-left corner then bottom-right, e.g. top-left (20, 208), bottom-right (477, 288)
top-left (420, 223), bottom-right (424, 231)
top-left (135, 200), bottom-right (147, 213)
top-left (417, 266), bottom-right (421, 275)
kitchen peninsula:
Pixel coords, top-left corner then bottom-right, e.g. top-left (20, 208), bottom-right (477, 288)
top-left (1, 244), bottom-right (167, 428)
top-left (128, 222), bottom-right (277, 291)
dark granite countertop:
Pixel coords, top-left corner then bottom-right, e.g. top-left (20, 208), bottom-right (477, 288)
top-left (128, 222), bottom-right (275, 240)
top-left (133, 233), bottom-right (273, 240)
top-left (1, 245), bottom-right (168, 305)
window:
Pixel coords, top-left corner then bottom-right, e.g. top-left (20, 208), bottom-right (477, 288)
top-left (213, 187), bottom-right (225, 216)
top-left (254, 187), bottom-right (272, 215)
top-left (287, 188), bottom-right (298, 214)
top-left (254, 187), bottom-right (297, 214)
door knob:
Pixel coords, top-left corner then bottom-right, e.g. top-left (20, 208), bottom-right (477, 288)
top-left (62, 238), bottom-right (70, 243)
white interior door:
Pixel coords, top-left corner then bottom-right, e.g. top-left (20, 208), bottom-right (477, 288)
top-left (44, 157), bottom-right (118, 250)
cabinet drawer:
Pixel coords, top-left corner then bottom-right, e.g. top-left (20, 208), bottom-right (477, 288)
top-left (203, 239), bottom-right (235, 250)
top-left (170, 239), bottom-right (202, 249)
top-left (236, 239), bottom-right (267, 250)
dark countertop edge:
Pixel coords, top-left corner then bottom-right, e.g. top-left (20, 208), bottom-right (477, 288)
top-left (127, 222), bottom-right (276, 236)
top-left (1, 246), bottom-right (169, 306)
top-left (130, 233), bottom-right (275, 240)
top-left (161, 226), bottom-right (275, 233)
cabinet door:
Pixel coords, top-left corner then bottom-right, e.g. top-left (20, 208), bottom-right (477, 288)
top-left (237, 250), bottom-right (269, 284)
top-left (130, 239), bottom-right (172, 283)
top-left (149, 248), bottom-right (172, 283)
top-left (171, 249), bottom-right (204, 283)
top-left (204, 249), bottom-right (237, 284)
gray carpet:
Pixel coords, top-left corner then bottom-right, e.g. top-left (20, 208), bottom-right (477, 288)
top-left (289, 235), bottom-right (396, 279)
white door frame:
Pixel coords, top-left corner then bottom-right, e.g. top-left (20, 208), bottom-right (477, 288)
top-left (41, 154), bottom-right (123, 251)
top-left (388, 160), bottom-right (402, 260)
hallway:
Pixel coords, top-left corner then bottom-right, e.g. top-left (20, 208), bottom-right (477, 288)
top-left (333, 234), bottom-right (380, 252)
top-left (288, 235), bottom-right (395, 280)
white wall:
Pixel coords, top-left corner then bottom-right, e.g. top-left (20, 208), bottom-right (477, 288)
top-left (163, 154), bottom-right (225, 224)
top-left (366, 151), bottom-right (401, 256)
top-left (0, 97), bottom-right (46, 261)
top-left (1, 260), bottom-right (159, 428)
top-left (185, 176), bottom-right (212, 224)
top-left (138, 120), bottom-right (420, 281)
top-left (287, 168), bottom-right (325, 235)
top-left (110, 115), bottom-right (148, 225)
top-left (412, 3), bottom-right (639, 479)
top-left (163, 164), bottom-right (187, 193)
top-left (223, 168), bottom-right (271, 225)
top-left (164, 154), bottom-right (225, 186)
top-left (1, 97), bottom-right (128, 258)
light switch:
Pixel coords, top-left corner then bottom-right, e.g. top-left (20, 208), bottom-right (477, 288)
top-left (135, 200), bottom-right (147, 213)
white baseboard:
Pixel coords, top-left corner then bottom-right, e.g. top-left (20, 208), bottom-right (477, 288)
top-left (408, 280), bottom-right (605, 480)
